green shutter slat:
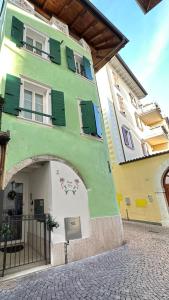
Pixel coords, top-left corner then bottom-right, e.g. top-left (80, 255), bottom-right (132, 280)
top-left (4, 74), bottom-right (21, 116)
top-left (11, 16), bottom-right (24, 47)
top-left (49, 38), bottom-right (61, 65)
top-left (80, 101), bottom-right (97, 135)
top-left (51, 90), bottom-right (66, 126)
top-left (83, 56), bottom-right (93, 80)
top-left (66, 46), bottom-right (76, 72)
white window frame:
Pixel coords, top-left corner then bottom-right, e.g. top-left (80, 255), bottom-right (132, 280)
top-left (129, 93), bottom-right (138, 108)
top-left (117, 93), bottom-right (126, 116)
top-left (74, 53), bottom-right (85, 77)
top-left (23, 25), bottom-right (49, 60)
top-left (135, 113), bottom-right (143, 131)
top-left (19, 78), bottom-right (52, 125)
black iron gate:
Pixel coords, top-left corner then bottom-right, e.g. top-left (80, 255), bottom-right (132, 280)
top-left (0, 214), bottom-right (51, 277)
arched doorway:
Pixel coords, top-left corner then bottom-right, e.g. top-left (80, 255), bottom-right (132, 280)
top-left (1, 156), bottom-right (90, 275)
top-left (163, 169), bottom-right (169, 206)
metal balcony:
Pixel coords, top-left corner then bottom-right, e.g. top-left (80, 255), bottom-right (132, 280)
top-left (144, 126), bottom-right (169, 146)
top-left (138, 103), bottom-right (163, 126)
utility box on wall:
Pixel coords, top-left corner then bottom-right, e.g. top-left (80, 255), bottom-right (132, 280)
top-left (64, 217), bottom-right (82, 240)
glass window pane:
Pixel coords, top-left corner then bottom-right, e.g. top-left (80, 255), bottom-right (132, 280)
top-left (35, 93), bottom-right (43, 122)
top-left (24, 89), bottom-right (32, 119)
top-left (35, 41), bottom-right (42, 56)
top-left (26, 36), bottom-right (33, 52)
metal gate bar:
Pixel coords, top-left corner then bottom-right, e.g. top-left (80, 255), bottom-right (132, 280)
top-left (0, 214), bottom-right (51, 277)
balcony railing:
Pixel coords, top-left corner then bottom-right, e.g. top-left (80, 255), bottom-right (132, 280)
top-left (143, 125), bottom-right (169, 146)
top-left (138, 102), bottom-right (161, 115)
top-left (138, 103), bottom-right (163, 125)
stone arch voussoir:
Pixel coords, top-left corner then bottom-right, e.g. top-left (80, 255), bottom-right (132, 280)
top-left (4, 155), bottom-right (87, 189)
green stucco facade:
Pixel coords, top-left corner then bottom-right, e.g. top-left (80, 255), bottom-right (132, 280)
top-left (0, 3), bottom-right (119, 218)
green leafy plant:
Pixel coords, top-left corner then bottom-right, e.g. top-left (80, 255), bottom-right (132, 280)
top-left (47, 215), bottom-right (59, 232)
top-left (0, 223), bottom-right (12, 240)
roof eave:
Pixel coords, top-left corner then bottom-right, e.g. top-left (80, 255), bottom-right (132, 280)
top-left (115, 54), bottom-right (148, 98)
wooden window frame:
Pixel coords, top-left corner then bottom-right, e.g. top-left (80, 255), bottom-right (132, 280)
top-left (19, 78), bottom-right (51, 125)
top-left (23, 26), bottom-right (49, 60)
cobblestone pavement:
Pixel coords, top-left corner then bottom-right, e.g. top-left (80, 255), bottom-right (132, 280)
top-left (0, 221), bottom-right (169, 300)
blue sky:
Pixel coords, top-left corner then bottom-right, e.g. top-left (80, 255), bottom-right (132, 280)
top-left (92, 0), bottom-right (169, 115)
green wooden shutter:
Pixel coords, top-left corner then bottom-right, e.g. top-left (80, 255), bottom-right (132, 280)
top-left (11, 16), bottom-right (24, 47)
top-left (66, 46), bottom-right (76, 72)
top-left (80, 101), bottom-right (97, 135)
top-left (49, 38), bottom-right (61, 65)
top-left (83, 56), bottom-right (93, 80)
top-left (51, 90), bottom-right (65, 126)
top-left (4, 74), bottom-right (21, 116)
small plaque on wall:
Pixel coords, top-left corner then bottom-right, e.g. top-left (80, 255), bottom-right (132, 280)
top-left (125, 197), bottom-right (131, 206)
top-left (64, 217), bottom-right (82, 241)
top-left (148, 194), bottom-right (153, 203)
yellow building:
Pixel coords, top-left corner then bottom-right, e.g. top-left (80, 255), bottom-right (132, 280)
top-left (114, 152), bottom-right (169, 226)
top-left (96, 55), bottom-right (169, 226)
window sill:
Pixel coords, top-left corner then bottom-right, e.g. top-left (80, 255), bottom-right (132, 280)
top-left (75, 72), bottom-right (95, 84)
top-left (120, 112), bottom-right (126, 117)
top-left (17, 116), bottom-right (53, 128)
top-left (80, 132), bottom-right (103, 142)
top-left (23, 48), bottom-right (50, 63)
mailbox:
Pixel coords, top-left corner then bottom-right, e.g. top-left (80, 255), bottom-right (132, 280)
top-left (64, 216), bottom-right (82, 240)
top-left (34, 199), bottom-right (44, 220)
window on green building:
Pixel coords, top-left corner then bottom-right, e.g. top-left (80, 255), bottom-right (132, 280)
top-left (74, 54), bottom-right (85, 77)
top-left (11, 16), bottom-right (61, 65)
top-left (24, 27), bottom-right (47, 59)
top-left (79, 101), bottom-right (102, 138)
top-left (4, 74), bottom-right (66, 127)
top-left (20, 80), bottom-right (50, 124)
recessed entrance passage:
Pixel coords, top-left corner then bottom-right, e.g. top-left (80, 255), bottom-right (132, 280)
top-left (0, 162), bottom-right (52, 277)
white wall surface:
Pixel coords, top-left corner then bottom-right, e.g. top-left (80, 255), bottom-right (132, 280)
top-left (96, 64), bottom-right (147, 162)
top-left (50, 160), bottom-right (90, 244)
top-left (29, 162), bottom-right (52, 215)
top-left (96, 66), bottom-right (125, 163)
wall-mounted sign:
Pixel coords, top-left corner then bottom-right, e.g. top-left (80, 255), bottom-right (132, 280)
top-left (148, 194), bottom-right (153, 203)
top-left (125, 197), bottom-right (131, 206)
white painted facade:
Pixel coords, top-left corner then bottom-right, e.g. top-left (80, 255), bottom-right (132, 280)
top-left (3, 157), bottom-right (123, 267)
top-left (96, 55), bottom-right (169, 163)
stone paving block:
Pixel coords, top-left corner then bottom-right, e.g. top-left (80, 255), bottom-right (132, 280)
top-left (0, 222), bottom-right (169, 299)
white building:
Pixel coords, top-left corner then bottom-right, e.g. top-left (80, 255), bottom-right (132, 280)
top-left (96, 54), bottom-right (169, 163)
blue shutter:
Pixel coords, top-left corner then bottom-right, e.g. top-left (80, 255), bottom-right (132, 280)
top-left (93, 104), bottom-right (102, 138)
top-left (83, 56), bottom-right (93, 80)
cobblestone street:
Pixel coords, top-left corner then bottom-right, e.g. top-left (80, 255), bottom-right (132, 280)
top-left (0, 221), bottom-right (169, 300)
